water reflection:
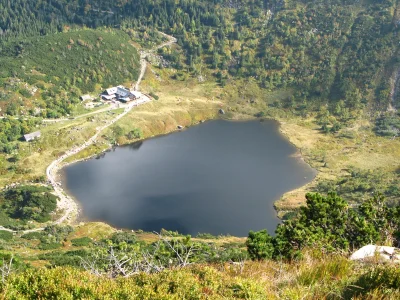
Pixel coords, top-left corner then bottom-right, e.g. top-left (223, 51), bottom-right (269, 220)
top-left (128, 141), bottom-right (143, 151)
top-left (63, 120), bottom-right (316, 236)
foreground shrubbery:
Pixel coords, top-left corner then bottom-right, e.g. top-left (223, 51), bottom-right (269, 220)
top-left (2, 256), bottom-right (400, 299)
top-left (1, 192), bottom-right (400, 298)
top-left (247, 192), bottom-right (400, 260)
top-left (0, 266), bottom-right (267, 299)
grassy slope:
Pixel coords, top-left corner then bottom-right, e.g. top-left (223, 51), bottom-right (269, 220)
top-left (3, 57), bottom-right (400, 214)
top-left (64, 67), bottom-right (224, 163)
top-left (3, 223), bottom-right (400, 299)
top-left (277, 118), bottom-right (400, 210)
top-left (2, 253), bottom-right (400, 299)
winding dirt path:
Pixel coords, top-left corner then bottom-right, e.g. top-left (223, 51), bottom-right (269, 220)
top-left (135, 32), bottom-right (177, 91)
top-left (0, 32), bottom-right (176, 234)
top-left (389, 67), bottom-right (400, 112)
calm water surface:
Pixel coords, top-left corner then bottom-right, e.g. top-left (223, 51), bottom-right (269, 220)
top-left (63, 120), bottom-right (316, 236)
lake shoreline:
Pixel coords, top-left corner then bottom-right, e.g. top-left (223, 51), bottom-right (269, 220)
top-left (60, 115), bottom-right (317, 234)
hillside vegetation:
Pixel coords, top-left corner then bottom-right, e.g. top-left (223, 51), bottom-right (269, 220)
top-left (0, 0), bottom-right (399, 297)
top-left (0, 29), bottom-right (140, 117)
top-left (0, 185), bottom-right (58, 230)
top-left (1, 0), bottom-right (399, 116)
top-left (1, 192), bottom-right (400, 298)
top-left (4, 260), bottom-right (400, 299)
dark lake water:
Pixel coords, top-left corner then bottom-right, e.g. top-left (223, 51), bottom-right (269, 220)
top-left (62, 120), bottom-right (316, 236)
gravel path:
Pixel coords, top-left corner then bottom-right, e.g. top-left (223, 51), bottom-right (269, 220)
top-left (0, 32), bottom-right (176, 234)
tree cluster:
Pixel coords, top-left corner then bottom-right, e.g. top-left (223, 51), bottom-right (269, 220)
top-left (0, 186), bottom-right (58, 226)
top-left (246, 192), bottom-right (400, 260)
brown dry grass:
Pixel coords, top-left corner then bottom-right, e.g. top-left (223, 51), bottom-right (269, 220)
top-left (276, 116), bottom-right (400, 210)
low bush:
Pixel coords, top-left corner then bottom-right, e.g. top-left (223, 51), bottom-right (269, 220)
top-left (344, 266), bottom-right (400, 298)
top-left (38, 243), bottom-right (62, 250)
top-left (21, 232), bottom-right (45, 240)
top-left (0, 266), bottom-right (268, 298)
top-left (0, 230), bottom-right (13, 241)
top-left (149, 92), bottom-right (159, 100)
top-left (71, 237), bottom-right (92, 247)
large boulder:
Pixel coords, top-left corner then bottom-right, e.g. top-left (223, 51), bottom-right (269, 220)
top-left (350, 244), bottom-right (400, 261)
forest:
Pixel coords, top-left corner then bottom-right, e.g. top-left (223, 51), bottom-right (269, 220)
top-left (0, 29), bottom-right (140, 118)
top-left (0, 185), bottom-right (58, 229)
top-left (0, 0), bottom-right (398, 122)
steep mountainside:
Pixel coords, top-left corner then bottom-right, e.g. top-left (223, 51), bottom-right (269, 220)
top-left (0, 0), bottom-right (399, 115)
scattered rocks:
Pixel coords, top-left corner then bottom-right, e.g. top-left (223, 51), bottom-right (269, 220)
top-left (350, 244), bottom-right (400, 262)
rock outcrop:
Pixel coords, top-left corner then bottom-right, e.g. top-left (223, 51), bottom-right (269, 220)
top-left (350, 244), bottom-right (400, 261)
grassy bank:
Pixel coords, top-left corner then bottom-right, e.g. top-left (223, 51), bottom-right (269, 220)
top-left (2, 53), bottom-right (399, 226)
top-left (3, 221), bottom-right (400, 299)
top-left (276, 117), bottom-right (400, 213)
top-left (64, 68), bottom-right (223, 164)
top-left (3, 251), bottom-right (400, 299)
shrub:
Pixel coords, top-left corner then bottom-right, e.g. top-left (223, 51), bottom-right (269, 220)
top-left (43, 225), bottom-right (74, 243)
top-left (1, 185), bottom-right (57, 223)
top-left (110, 232), bottom-right (136, 245)
top-left (126, 128), bottom-right (143, 140)
top-left (18, 88), bottom-right (32, 98)
top-left (0, 231), bottom-right (13, 241)
top-left (38, 243), bottom-right (62, 250)
top-left (246, 230), bottom-right (274, 260)
top-left (21, 232), bottom-right (44, 240)
top-left (149, 92), bottom-right (159, 100)
top-left (344, 266), bottom-right (400, 298)
top-left (71, 237), bottom-right (92, 247)
top-left (196, 233), bottom-right (217, 239)
top-left (38, 250), bottom-right (88, 267)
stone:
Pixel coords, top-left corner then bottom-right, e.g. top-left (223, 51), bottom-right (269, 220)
top-left (350, 244), bottom-right (400, 261)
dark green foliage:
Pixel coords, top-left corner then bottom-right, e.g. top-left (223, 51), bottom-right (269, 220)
top-left (246, 230), bottom-right (274, 260)
top-left (216, 247), bottom-right (248, 263)
top-left (0, 29), bottom-right (139, 117)
top-left (38, 250), bottom-right (88, 268)
top-left (21, 232), bottom-right (44, 240)
top-left (0, 211), bottom-right (22, 230)
top-left (111, 125), bottom-right (124, 139)
top-left (0, 186), bottom-right (57, 224)
top-left (375, 114), bottom-right (400, 137)
top-left (0, 252), bottom-right (28, 272)
top-left (247, 192), bottom-right (400, 260)
top-left (71, 237), bottom-right (92, 247)
top-left (149, 92), bottom-right (159, 100)
top-left (126, 128), bottom-right (143, 140)
top-left (316, 167), bottom-right (400, 203)
top-left (0, 230), bottom-right (13, 241)
top-left (43, 225), bottom-right (74, 243)
top-left (0, 118), bottom-right (41, 154)
top-left (196, 233), bottom-right (217, 239)
top-left (110, 232), bottom-right (136, 245)
top-left (38, 243), bottom-right (62, 250)
top-left (0, 0), bottom-right (396, 118)
top-left (36, 225), bottom-right (73, 250)
top-left (18, 89), bottom-right (32, 98)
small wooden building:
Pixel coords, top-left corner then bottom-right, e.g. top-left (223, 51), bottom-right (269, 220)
top-left (80, 94), bottom-right (93, 101)
top-left (24, 131), bottom-right (41, 142)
